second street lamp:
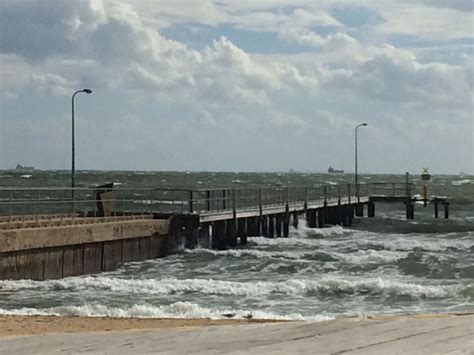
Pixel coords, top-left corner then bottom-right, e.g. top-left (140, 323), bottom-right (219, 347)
top-left (355, 123), bottom-right (368, 197)
top-left (71, 89), bottom-right (92, 191)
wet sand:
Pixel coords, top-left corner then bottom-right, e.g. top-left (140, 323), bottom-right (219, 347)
top-left (0, 315), bottom-right (282, 337)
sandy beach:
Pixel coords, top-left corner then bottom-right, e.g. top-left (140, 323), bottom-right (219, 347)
top-left (0, 315), bottom-right (282, 338)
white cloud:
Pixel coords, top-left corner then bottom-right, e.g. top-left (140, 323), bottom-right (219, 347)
top-left (0, 0), bottom-right (472, 173)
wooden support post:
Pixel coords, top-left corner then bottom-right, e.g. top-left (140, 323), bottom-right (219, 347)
top-left (318, 208), bottom-right (325, 227)
top-left (332, 207), bottom-right (339, 225)
top-left (368, 202), bottom-right (375, 217)
top-left (355, 203), bottom-right (364, 217)
top-left (326, 207), bottom-right (332, 225)
top-left (199, 223), bottom-right (211, 248)
top-left (237, 218), bottom-right (247, 245)
top-left (226, 219), bottom-right (237, 247)
top-left (434, 199), bottom-right (439, 218)
top-left (443, 202), bottom-right (450, 219)
top-left (246, 217), bottom-right (253, 236)
top-left (268, 215), bottom-right (275, 238)
top-left (405, 201), bottom-right (415, 219)
top-left (261, 215), bottom-right (268, 237)
top-left (292, 212), bottom-right (299, 229)
top-left (276, 214), bottom-right (282, 237)
top-left (185, 226), bottom-right (199, 250)
top-left (306, 209), bottom-right (316, 228)
top-left (212, 220), bottom-right (226, 250)
top-left (283, 214), bottom-right (290, 238)
top-left (337, 188), bottom-right (342, 225)
top-left (342, 206), bottom-right (349, 226)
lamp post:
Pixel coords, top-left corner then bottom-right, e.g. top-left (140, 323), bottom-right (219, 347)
top-left (71, 89), bottom-right (92, 190)
top-left (355, 123), bottom-right (367, 196)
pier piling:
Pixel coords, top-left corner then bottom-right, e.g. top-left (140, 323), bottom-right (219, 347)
top-left (276, 215), bottom-right (283, 238)
top-left (443, 202), bottom-right (450, 219)
top-left (292, 212), bottom-right (299, 229)
top-left (368, 202), bottom-right (375, 217)
top-left (237, 218), bottom-right (247, 245)
top-left (268, 215), bottom-right (275, 238)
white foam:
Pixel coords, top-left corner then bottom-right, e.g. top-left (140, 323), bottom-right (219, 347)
top-left (355, 236), bottom-right (474, 252)
top-left (334, 250), bottom-right (408, 264)
top-left (451, 179), bottom-right (471, 186)
top-left (184, 248), bottom-right (306, 259)
top-left (0, 302), bottom-right (334, 321)
top-left (0, 276), bottom-right (458, 299)
top-left (291, 225), bottom-right (348, 238)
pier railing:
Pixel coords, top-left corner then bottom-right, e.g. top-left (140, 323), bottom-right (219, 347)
top-left (0, 182), bottom-right (413, 221)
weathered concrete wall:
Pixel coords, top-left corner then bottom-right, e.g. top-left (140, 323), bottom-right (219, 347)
top-left (0, 218), bottom-right (170, 281)
top-left (0, 219), bottom-right (169, 253)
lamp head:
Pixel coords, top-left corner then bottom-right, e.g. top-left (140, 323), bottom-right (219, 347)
top-left (83, 89), bottom-right (92, 94)
top-left (361, 123), bottom-right (367, 126)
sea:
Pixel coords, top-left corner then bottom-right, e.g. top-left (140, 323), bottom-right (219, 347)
top-left (0, 171), bottom-right (473, 321)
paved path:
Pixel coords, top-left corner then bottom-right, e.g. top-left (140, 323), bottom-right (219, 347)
top-left (0, 314), bottom-right (472, 354)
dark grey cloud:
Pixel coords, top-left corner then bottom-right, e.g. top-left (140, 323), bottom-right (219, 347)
top-left (0, 0), bottom-right (105, 60)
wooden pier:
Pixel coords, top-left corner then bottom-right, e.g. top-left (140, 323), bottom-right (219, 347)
top-left (0, 182), bottom-right (449, 280)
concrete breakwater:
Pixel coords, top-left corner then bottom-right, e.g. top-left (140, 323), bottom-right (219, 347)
top-left (0, 215), bottom-right (171, 281)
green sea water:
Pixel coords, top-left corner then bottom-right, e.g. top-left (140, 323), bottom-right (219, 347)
top-left (0, 170), bottom-right (473, 320)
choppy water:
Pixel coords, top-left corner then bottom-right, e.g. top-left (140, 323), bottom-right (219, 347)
top-left (0, 171), bottom-right (473, 320)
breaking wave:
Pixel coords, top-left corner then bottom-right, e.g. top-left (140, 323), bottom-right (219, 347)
top-left (0, 276), bottom-right (464, 300)
top-left (184, 247), bottom-right (407, 264)
top-left (0, 302), bottom-right (334, 321)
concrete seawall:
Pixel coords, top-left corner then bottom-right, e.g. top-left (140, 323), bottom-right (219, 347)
top-left (0, 216), bottom-right (171, 280)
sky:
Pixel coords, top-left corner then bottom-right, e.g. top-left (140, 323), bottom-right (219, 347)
top-left (0, 0), bottom-right (473, 174)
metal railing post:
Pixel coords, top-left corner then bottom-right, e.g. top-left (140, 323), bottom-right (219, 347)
top-left (206, 190), bottom-right (211, 211)
top-left (189, 190), bottom-right (194, 213)
top-left (304, 186), bottom-right (308, 211)
top-left (323, 186), bottom-right (327, 206)
top-left (232, 189), bottom-right (237, 219)
top-left (9, 189), bottom-right (12, 222)
top-left (348, 184), bottom-right (351, 205)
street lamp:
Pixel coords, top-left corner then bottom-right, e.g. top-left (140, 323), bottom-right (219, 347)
top-left (71, 89), bottom-right (92, 190)
top-left (355, 123), bottom-right (368, 193)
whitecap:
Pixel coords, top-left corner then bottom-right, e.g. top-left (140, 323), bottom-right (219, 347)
top-left (0, 302), bottom-right (334, 321)
top-left (451, 179), bottom-right (471, 186)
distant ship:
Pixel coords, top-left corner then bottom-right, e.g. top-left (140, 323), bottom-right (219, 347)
top-left (328, 166), bottom-right (344, 174)
top-left (15, 164), bottom-right (35, 172)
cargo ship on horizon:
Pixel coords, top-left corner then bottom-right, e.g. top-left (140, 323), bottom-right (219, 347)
top-left (327, 166), bottom-right (344, 174)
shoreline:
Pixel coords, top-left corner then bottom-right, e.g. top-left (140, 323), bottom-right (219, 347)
top-left (1, 312), bottom-right (471, 338)
top-left (0, 315), bottom-right (285, 337)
